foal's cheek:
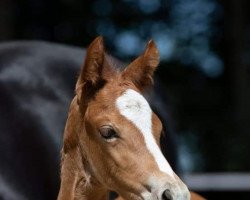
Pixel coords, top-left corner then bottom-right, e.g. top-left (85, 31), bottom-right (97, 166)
top-left (152, 114), bottom-right (162, 144)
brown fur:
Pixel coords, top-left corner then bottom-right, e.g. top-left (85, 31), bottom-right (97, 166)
top-left (57, 36), bottom-right (203, 200)
top-left (122, 40), bottom-right (159, 91)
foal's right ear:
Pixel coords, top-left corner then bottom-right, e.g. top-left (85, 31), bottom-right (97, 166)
top-left (76, 36), bottom-right (105, 104)
top-left (122, 40), bottom-right (159, 91)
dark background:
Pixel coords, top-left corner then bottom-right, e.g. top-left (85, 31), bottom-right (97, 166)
top-left (0, 0), bottom-right (250, 199)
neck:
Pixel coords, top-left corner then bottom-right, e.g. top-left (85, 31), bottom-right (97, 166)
top-left (57, 147), bottom-right (109, 200)
top-left (57, 97), bottom-right (109, 200)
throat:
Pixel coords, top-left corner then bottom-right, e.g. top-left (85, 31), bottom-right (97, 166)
top-left (74, 175), bottom-right (109, 200)
top-left (58, 146), bottom-right (108, 200)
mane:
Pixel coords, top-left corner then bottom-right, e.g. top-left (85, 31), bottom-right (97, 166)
top-left (104, 53), bottom-right (124, 75)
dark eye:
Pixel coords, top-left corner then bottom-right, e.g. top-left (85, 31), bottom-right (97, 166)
top-left (99, 126), bottom-right (118, 140)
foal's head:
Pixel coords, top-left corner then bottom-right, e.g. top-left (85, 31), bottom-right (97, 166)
top-left (67, 37), bottom-right (189, 200)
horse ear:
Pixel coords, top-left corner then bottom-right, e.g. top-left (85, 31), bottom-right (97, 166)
top-left (76, 36), bottom-right (105, 104)
top-left (122, 40), bottom-right (159, 91)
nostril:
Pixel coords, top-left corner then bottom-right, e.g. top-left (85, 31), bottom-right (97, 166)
top-left (162, 189), bottom-right (172, 200)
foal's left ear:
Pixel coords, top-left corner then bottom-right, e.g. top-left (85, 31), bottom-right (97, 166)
top-left (76, 36), bottom-right (105, 104)
top-left (122, 40), bottom-right (159, 91)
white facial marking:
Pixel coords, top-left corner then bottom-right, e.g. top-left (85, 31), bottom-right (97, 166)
top-left (116, 89), bottom-right (174, 177)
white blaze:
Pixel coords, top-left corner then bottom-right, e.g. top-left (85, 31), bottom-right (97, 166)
top-left (116, 89), bottom-right (174, 177)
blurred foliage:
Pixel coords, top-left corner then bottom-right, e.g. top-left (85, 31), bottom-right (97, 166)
top-left (12, 0), bottom-right (223, 77)
top-left (1, 0), bottom-right (250, 172)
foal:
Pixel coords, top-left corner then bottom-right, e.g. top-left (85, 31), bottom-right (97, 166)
top-left (57, 37), bottom-right (190, 200)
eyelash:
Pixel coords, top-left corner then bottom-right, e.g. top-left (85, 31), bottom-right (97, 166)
top-left (99, 126), bottom-right (119, 141)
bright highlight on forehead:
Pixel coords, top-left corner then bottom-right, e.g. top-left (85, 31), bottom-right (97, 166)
top-left (115, 89), bottom-right (174, 177)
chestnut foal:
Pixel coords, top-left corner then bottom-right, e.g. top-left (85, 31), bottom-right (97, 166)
top-left (57, 37), bottom-right (191, 200)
